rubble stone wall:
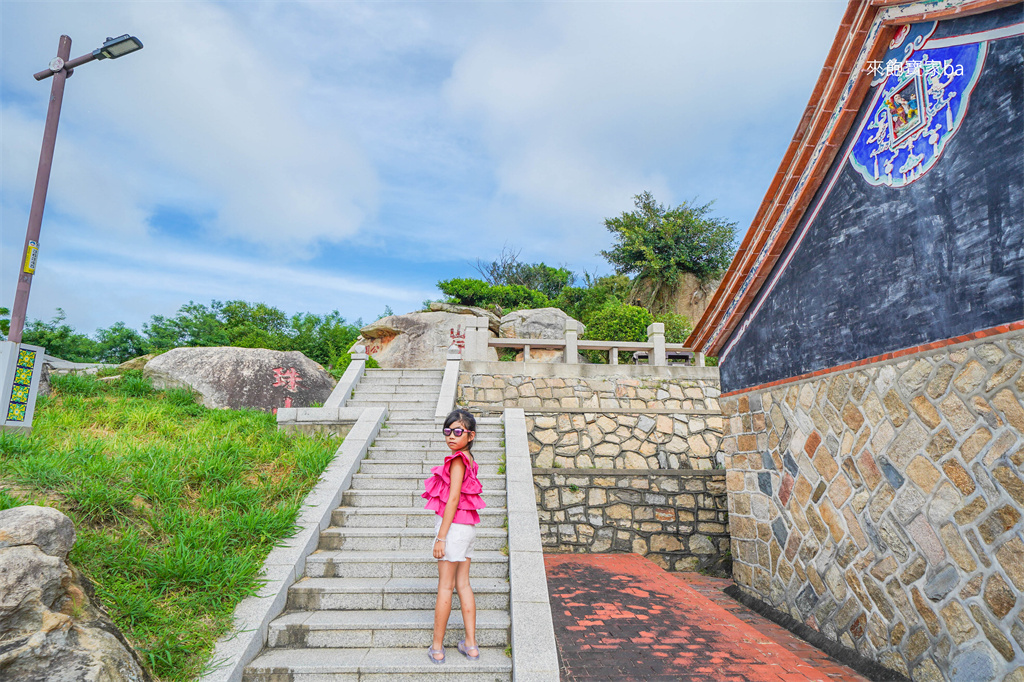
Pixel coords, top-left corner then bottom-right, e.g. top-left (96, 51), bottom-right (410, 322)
top-left (722, 329), bottom-right (1024, 681)
top-left (534, 469), bottom-right (729, 572)
top-left (458, 366), bottom-right (725, 470)
top-left (457, 367), bottom-right (721, 412)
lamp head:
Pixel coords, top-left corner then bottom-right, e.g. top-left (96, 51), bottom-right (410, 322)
top-left (93, 34), bottom-right (143, 60)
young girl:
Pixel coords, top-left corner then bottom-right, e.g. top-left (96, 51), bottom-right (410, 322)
top-left (421, 408), bottom-right (486, 664)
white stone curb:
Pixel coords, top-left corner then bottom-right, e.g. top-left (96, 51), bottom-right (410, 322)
top-left (434, 344), bottom-right (462, 422)
top-left (199, 406), bottom-right (388, 682)
top-left (504, 407), bottom-right (560, 681)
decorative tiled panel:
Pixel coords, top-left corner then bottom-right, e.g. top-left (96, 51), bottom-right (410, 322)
top-left (722, 329), bottom-right (1024, 681)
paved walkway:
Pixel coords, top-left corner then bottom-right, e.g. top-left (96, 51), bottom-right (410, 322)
top-left (545, 554), bottom-right (870, 682)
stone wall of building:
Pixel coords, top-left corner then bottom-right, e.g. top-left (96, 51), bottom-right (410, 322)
top-left (722, 329), bottom-right (1024, 681)
top-left (534, 469), bottom-right (729, 572)
top-left (524, 412), bottom-right (722, 470)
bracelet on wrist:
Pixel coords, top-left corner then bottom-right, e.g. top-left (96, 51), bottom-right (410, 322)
top-left (434, 537), bottom-right (446, 543)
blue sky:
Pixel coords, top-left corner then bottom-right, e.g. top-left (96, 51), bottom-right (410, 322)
top-left (1, 0), bottom-right (847, 334)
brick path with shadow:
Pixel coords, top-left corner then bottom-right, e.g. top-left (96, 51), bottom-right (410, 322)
top-left (545, 554), bottom-right (869, 682)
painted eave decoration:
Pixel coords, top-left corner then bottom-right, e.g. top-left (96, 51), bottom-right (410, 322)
top-left (686, 0), bottom-right (1023, 359)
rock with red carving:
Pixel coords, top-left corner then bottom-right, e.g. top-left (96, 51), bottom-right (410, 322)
top-left (357, 311), bottom-right (495, 368)
top-left (144, 347), bottom-right (335, 411)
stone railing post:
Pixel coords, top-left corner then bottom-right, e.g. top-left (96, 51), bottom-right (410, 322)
top-left (647, 322), bottom-right (666, 366)
top-left (564, 320), bottom-right (578, 364)
top-left (435, 343), bottom-right (462, 422)
top-left (324, 344), bottom-right (366, 408)
top-left (694, 351), bottom-right (706, 367)
top-left (462, 324), bottom-right (480, 362)
top-left (473, 316), bottom-right (491, 361)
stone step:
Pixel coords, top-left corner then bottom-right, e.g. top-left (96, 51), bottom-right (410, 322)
top-left (381, 422), bottom-right (503, 430)
top-left (331, 507), bottom-right (506, 529)
top-left (341, 489), bottom-right (507, 508)
top-left (365, 368), bottom-right (444, 374)
top-left (304, 549), bottom-right (509, 579)
top-left (370, 438), bottom-right (503, 449)
top-left (359, 460), bottom-right (502, 476)
top-left (244, 646), bottom-right (511, 681)
top-left (286, 577), bottom-right (511, 611)
top-left (354, 387), bottom-right (440, 396)
top-left (318, 526), bottom-right (507, 552)
top-left (349, 473), bottom-right (506, 491)
top-left (357, 378), bottom-right (443, 387)
top-left (350, 401), bottom-right (438, 405)
top-left (267, 608), bottom-right (511, 649)
top-left (365, 450), bottom-right (503, 463)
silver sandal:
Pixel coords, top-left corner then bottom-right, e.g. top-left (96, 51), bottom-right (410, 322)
top-left (428, 645), bottom-right (445, 664)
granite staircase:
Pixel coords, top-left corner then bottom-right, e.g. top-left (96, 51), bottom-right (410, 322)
top-left (244, 368), bottom-right (512, 681)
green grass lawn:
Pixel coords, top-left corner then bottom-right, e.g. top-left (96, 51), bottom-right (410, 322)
top-left (0, 370), bottom-right (340, 681)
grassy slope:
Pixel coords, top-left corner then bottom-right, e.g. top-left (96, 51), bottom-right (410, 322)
top-left (0, 371), bottom-right (340, 680)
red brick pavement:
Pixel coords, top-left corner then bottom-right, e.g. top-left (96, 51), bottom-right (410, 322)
top-left (545, 554), bottom-right (869, 682)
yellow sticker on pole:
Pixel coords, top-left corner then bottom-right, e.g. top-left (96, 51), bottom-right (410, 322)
top-left (23, 241), bottom-right (38, 274)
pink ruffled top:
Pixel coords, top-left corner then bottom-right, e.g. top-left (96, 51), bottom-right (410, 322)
top-left (422, 450), bottom-right (485, 525)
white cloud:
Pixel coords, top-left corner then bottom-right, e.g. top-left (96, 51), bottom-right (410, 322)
top-left (443, 2), bottom-right (846, 228)
top-left (2, 1), bottom-right (378, 252)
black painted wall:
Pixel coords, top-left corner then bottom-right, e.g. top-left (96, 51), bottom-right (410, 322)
top-left (721, 11), bottom-right (1023, 394)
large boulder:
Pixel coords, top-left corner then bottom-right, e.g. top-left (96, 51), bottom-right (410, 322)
top-left (428, 302), bottom-right (501, 334)
top-left (0, 505), bottom-right (151, 681)
top-left (359, 311), bottom-right (493, 368)
top-left (498, 308), bottom-right (585, 363)
top-left (143, 347), bottom-right (335, 411)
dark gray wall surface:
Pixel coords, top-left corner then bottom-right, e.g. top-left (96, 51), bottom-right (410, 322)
top-left (721, 21), bottom-right (1023, 393)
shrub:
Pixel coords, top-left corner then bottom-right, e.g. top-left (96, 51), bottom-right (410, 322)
top-left (582, 305), bottom-right (653, 364)
top-left (655, 312), bottom-right (693, 344)
top-left (437, 278), bottom-right (550, 313)
top-left (552, 275), bottom-right (630, 326)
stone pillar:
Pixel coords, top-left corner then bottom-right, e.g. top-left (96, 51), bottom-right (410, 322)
top-left (564, 320), bottom-right (578, 364)
top-left (473, 317), bottom-right (491, 361)
top-left (647, 322), bottom-right (666, 366)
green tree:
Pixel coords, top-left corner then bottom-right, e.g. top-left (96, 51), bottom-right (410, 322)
top-left (0, 307), bottom-right (9, 338)
top-left (552, 274), bottom-right (631, 326)
top-left (144, 301), bottom-right (230, 350)
top-left (21, 309), bottom-right (99, 362)
top-left (95, 322), bottom-right (148, 363)
top-left (602, 191), bottom-right (736, 311)
top-left (221, 300), bottom-right (290, 350)
top-left (474, 247), bottom-right (576, 299)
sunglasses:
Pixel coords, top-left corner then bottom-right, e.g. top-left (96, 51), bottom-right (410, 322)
top-left (442, 428), bottom-right (472, 437)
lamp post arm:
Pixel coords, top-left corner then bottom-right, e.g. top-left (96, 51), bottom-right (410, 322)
top-left (33, 49), bottom-right (98, 81)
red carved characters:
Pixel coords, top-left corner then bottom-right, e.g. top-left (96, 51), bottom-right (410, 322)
top-left (272, 367), bottom-right (302, 392)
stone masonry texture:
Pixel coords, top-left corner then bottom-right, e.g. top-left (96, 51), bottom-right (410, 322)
top-left (459, 369), bottom-right (729, 569)
top-left (534, 470), bottom-right (729, 572)
top-left (722, 328), bottom-right (1024, 682)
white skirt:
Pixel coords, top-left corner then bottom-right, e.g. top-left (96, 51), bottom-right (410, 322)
top-left (433, 517), bottom-right (477, 562)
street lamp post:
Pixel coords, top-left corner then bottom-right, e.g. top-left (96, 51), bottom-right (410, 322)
top-left (7, 33), bottom-right (143, 343)
top-left (1, 33), bottom-right (142, 436)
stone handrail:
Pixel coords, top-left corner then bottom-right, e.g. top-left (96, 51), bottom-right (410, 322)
top-left (469, 320), bottom-right (705, 366)
top-left (503, 407), bottom-right (560, 681)
top-left (323, 345), bottom-right (367, 408)
top-left (434, 343), bottom-right (462, 422)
